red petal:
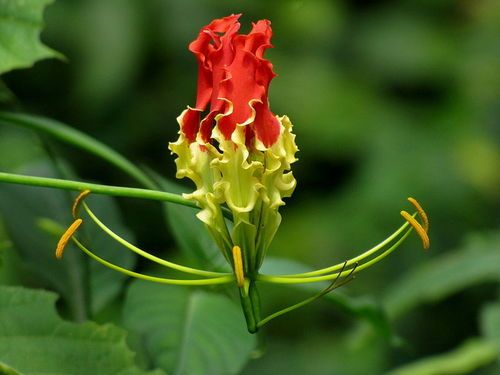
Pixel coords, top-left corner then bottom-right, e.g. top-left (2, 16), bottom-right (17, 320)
top-left (188, 14), bottom-right (241, 110)
top-left (180, 108), bottom-right (201, 142)
top-left (247, 20), bottom-right (273, 58)
top-left (183, 15), bottom-right (281, 147)
top-left (216, 50), bottom-right (267, 139)
top-left (252, 100), bottom-right (281, 147)
top-left (199, 109), bottom-right (221, 143)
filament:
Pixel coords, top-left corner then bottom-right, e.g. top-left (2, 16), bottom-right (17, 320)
top-left (258, 197), bottom-right (430, 281)
top-left (81, 202), bottom-right (229, 277)
top-left (265, 218), bottom-right (412, 279)
top-left (71, 237), bottom-right (234, 286)
top-left (257, 228), bottom-right (412, 284)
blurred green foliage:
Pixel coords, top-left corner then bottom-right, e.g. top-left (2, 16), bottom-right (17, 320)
top-left (0, 0), bottom-right (499, 374)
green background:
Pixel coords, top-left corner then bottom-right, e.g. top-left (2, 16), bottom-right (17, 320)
top-left (1, 0), bottom-right (499, 374)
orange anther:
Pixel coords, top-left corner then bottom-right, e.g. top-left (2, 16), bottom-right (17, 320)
top-left (232, 246), bottom-right (245, 287)
top-left (407, 197), bottom-right (429, 232)
top-left (55, 219), bottom-right (83, 259)
top-left (400, 211), bottom-right (430, 250)
top-left (72, 190), bottom-right (91, 218)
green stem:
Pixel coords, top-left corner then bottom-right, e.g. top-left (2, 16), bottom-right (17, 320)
top-left (0, 111), bottom-right (157, 189)
top-left (0, 171), bottom-right (233, 219)
top-left (238, 280), bottom-right (260, 333)
top-left (0, 171), bottom-right (197, 207)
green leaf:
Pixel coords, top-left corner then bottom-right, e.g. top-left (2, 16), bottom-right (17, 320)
top-left (0, 159), bottom-right (136, 319)
top-left (0, 285), bottom-right (164, 375)
top-left (386, 339), bottom-right (498, 375)
top-left (0, 0), bottom-right (61, 74)
top-left (384, 232), bottom-right (500, 318)
top-left (123, 280), bottom-right (256, 375)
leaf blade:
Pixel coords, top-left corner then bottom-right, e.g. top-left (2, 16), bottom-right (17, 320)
top-left (0, 285), bottom-right (164, 375)
top-left (123, 280), bottom-right (256, 375)
top-left (0, 0), bottom-right (61, 74)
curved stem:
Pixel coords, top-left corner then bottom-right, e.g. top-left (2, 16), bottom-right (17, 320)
top-left (0, 111), bottom-right (157, 189)
top-left (71, 237), bottom-right (235, 286)
top-left (0, 171), bottom-right (197, 207)
top-left (82, 202), bottom-right (230, 277)
top-left (257, 228), bottom-right (412, 284)
top-left (274, 219), bottom-right (412, 278)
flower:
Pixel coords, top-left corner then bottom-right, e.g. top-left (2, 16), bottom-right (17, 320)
top-left (34, 14), bottom-right (429, 334)
top-left (169, 14), bottom-right (298, 273)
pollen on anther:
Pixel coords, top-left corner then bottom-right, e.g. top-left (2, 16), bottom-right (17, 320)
top-left (55, 219), bottom-right (83, 259)
top-left (72, 190), bottom-right (91, 218)
top-left (400, 211), bottom-right (430, 250)
top-left (232, 246), bottom-right (245, 287)
top-left (407, 197), bottom-right (429, 232)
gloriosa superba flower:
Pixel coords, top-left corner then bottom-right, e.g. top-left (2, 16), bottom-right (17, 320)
top-left (169, 14), bottom-right (298, 277)
top-left (51, 14), bottom-right (430, 333)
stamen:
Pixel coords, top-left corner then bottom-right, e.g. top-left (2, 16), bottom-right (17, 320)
top-left (400, 210), bottom-right (430, 250)
top-left (82, 202), bottom-right (229, 277)
top-left (55, 219), bottom-right (83, 259)
top-left (257, 228), bottom-right (412, 284)
top-left (232, 245), bottom-right (245, 287)
top-left (407, 197), bottom-right (429, 232)
top-left (72, 189), bottom-right (91, 218)
top-left (71, 237), bottom-right (234, 286)
top-left (261, 218), bottom-right (412, 279)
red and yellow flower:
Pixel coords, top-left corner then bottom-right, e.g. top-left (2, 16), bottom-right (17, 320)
top-left (170, 14), bottom-right (298, 272)
top-left (44, 14), bottom-right (429, 334)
